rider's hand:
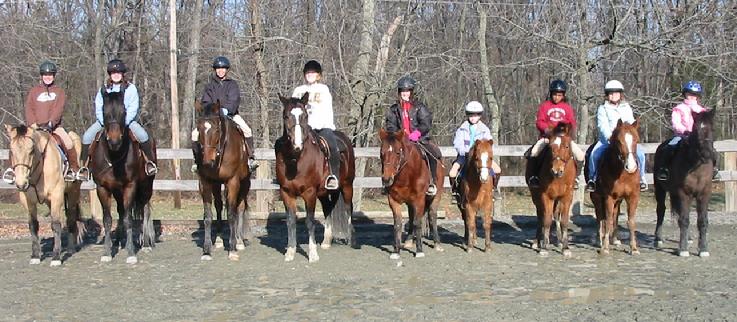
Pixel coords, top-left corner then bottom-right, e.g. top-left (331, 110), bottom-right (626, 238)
top-left (408, 130), bottom-right (421, 142)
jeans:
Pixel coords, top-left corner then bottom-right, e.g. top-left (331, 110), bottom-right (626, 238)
top-left (589, 140), bottom-right (646, 180)
top-left (82, 120), bottom-right (149, 145)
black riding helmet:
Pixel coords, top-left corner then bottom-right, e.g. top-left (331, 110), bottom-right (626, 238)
top-left (212, 56), bottom-right (230, 69)
top-left (107, 59), bottom-right (127, 74)
top-left (549, 79), bottom-right (567, 93)
top-left (397, 75), bottom-right (416, 91)
top-left (39, 61), bottom-right (57, 75)
top-left (303, 60), bottom-right (322, 74)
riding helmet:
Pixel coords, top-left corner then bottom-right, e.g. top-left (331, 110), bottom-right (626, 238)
top-left (682, 80), bottom-right (703, 96)
top-left (397, 75), bottom-right (416, 91)
top-left (212, 56), bottom-right (231, 69)
top-left (303, 60), bottom-right (322, 74)
top-left (39, 61), bottom-right (57, 75)
top-left (604, 80), bottom-right (624, 94)
top-left (465, 101), bottom-right (484, 114)
top-left (107, 59), bottom-right (127, 74)
top-left (549, 79), bottom-right (567, 93)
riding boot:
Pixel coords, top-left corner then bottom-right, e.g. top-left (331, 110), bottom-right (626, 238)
top-left (76, 144), bottom-right (90, 181)
top-left (245, 136), bottom-right (259, 172)
top-left (450, 176), bottom-right (459, 196)
top-left (64, 146), bottom-right (81, 182)
top-left (426, 153), bottom-right (438, 196)
top-left (526, 155), bottom-right (540, 188)
top-left (140, 141), bottom-right (158, 176)
top-left (656, 144), bottom-right (675, 181)
top-left (325, 148), bottom-right (341, 190)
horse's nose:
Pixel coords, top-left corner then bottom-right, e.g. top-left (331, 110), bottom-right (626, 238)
top-left (16, 182), bottom-right (29, 192)
top-left (382, 177), bottom-right (394, 188)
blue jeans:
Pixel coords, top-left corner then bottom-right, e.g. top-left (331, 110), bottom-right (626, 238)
top-left (82, 121), bottom-right (149, 145)
top-left (589, 141), bottom-right (646, 181)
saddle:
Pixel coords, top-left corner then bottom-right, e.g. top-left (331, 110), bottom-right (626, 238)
top-left (89, 130), bottom-right (142, 160)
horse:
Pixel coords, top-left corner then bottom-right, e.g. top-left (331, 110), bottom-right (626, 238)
top-left (586, 119), bottom-right (642, 255)
top-left (89, 90), bottom-right (156, 264)
top-left (4, 124), bottom-right (84, 266)
top-left (192, 100), bottom-right (251, 261)
top-left (275, 93), bottom-right (356, 262)
top-left (379, 128), bottom-right (444, 259)
top-left (528, 123), bottom-right (577, 257)
top-left (654, 110), bottom-right (716, 257)
top-left (457, 139), bottom-right (495, 253)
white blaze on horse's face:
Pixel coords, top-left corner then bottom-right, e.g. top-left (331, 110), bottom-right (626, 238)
top-left (203, 121), bottom-right (212, 136)
top-left (624, 133), bottom-right (638, 173)
top-left (479, 151), bottom-right (490, 182)
top-left (291, 108), bottom-right (304, 149)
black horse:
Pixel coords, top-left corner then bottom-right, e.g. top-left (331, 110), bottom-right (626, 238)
top-left (654, 109), bottom-right (716, 257)
top-left (90, 91), bottom-right (156, 264)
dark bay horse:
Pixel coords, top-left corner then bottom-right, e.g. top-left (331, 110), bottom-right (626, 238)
top-left (275, 94), bottom-right (356, 262)
top-left (654, 110), bottom-right (716, 257)
top-left (457, 139), bottom-right (495, 253)
top-left (379, 128), bottom-right (444, 259)
top-left (192, 100), bottom-right (251, 261)
top-left (587, 120), bottom-right (641, 255)
top-left (528, 123), bottom-right (577, 257)
top-left (5, 124), bottom-right (84, 266)
top-left (90, 91), bottom-right (155, 264)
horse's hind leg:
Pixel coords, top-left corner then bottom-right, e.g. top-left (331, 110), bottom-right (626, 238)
top-left (305, 194), bottom-right (320, 263)
top-left (626, 196), bottom-right (640, 255)
top-left (213, 184), bottom-right (224, 249)
top-left (429, 196), bottom-right (443, 252)
top-left (412, 201), bottom-right (427, 257)
top-left (654, 184), bottom-right (667, 248)
top-left (122, 188), bottom-right (138, 264)
top-left (674, 193), bottom-right (691, 257)
top-left (23, 195), bottom-right (41, 265)
top-left (696, 196), bottom-right (710, 257)
top-left (319, 195), bottom-right (335, 249)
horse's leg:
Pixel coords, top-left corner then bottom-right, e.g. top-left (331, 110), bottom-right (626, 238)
top-left (465, 203), bottom-right (477, 253)
top-left (122, 186), bottom-right (138, 264)
top-left (226, 179), bottom-right (240, 261)
top-left (483, 195), bottom-right (494, 253)
top-left (281, 190), bottom-right (298, 262)
top-left (388, 198), bottom-right (403, 259)
top-left (612, 201), bottom-right (622, 246)
top-left (342, 185), bottom-right (357, 249)
top-left (559, 196), bottom-right (573, 257)
top-left (412, 200), bottom-right (427, 258)
top-left (404, 206), bottom-right (415, 249)
top-left (238, 179), bottom-right (251, 248)
top-left (113, 190), bottom-right (126, 249)
top-left (319, 195), bottom-right (334, 250)
top-left (429, 195), bottom-right (443, 252)
top-left (305, 191), bottom-right (320, 263)
top-left (540, 195), bottom-right (553, 256)
top-left (532, 196), bottom-right (544, 250)
top-left (654, 183), bottom-right (667, 248)
top-left (696, 194), bottom-right (710, 257)
top-left (213, 183), bottom-right (224, 249)
top-left (626, 195), bottom-right (640, 255)
top-left (675, 192), bottom-right (692, 257)
top-left (98, 187), bottom-right (114, 262)
top-left (199, 180), bottom-right (214, 260)
top-left (22, 194), bottom-right (41, 265)
top-left (49, 190), bottom-right (65, 266)
top-left (601, 196), bottom-right (616, 255)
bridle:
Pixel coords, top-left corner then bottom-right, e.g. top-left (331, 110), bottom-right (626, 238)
top-left (198, 114), bottom-right (229, 167)
top-left (5, 133), bottom-right (48, 190)
top-left (381, 141), bottom-right (408, 185)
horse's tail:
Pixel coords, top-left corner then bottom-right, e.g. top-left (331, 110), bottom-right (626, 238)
top-left (132, 196), bottom-right (156, 248)
top-left (330, 191), bottom-right (353, 242)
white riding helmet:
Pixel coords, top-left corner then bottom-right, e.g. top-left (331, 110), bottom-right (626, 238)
top-left (604, 80), bottom-right (624, 93)
top-left (465, 101), bottom-right (484, 114)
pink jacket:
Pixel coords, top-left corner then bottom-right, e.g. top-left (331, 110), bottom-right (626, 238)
top-left (672, 99), bottom-right (706, 135)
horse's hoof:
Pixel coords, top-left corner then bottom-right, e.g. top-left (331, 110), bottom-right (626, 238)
top-left (284, 248), bottom-right (296, 262)
top-left (308, 253), bottom-right (320, 263)
top-left (598, 249), bottom-right (609, 255)
top-left (200, 255), bottom-right (212, 261)
top-left (403, 241), bottom-right (415, 249)
top-left (126, 256), bottom-right (138, 264)
top-left (141, 247), bottom-right (152, 253)
top-left (688, 239), bottom-right (693, 245)
top-left (50, 260), bottom-right (62, 267)
top-left (389, 253), bottom-right (400, 260)
top-left (538, 250), bottom-right (549, 257)
top-left (562, 250), bottom-right (572, 258)
top-left (415, 252), bottom-right (425, 258)
top-left (655, 240), bottom-right (664, 248)
top-left (631, 250), bottom-right (640, 255)
top-left (531, 243), bottom-right (539, 250)
top-left (236, 243), bottom-right (246, 251)
top-left (678, 251), bottom-right (690, 257)
top-left (228, 252), bottom-right (239, 261)
top-left (613, 239), bottom-right (622, 246)
top-left (321, 243), bottom-right (331, 250)
top-left (434, 246), bottom-right (444, 252)
top-left (466, 248), bottom-right (473, 253)
top-left (484, 247), bottom-right (492, 253)
top-left (699, 251), bottom-right (710, 257)
top-left (100, 256), bottom-right (112, 263)
top-left (214, 237), bottom-right (224, 249)
top-left (29, 258), bottom-right (41, 265)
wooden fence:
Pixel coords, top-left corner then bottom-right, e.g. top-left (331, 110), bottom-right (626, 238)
top-left (1, 140), bottom-right (736, 217)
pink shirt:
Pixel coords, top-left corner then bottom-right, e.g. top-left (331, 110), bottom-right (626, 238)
top-left (672, 99), bottom-right (706, 135)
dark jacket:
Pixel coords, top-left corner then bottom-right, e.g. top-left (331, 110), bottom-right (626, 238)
top-left (384, 100), bottom-right (433, 143)
top-left (201, 77), bottom-right (241, 115)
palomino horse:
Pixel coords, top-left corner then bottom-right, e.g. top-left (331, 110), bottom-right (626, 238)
top-left (528, 123), bottom-right (577, 257)
top-left (379, 129), bottom-right (444, 259)
top-left (5, 125), bottom-right (84, 266)
top-left (90, 91), bottom-right (155, 264)
top-left (275, 94), bottom-right (356, 262)
top-left (457, 139), bottom-right (495, 253)
top-left (587, 120), bottom-right (642, 255)
top-left (192, 100), bottom-right (251, 261)
top-left (654, 110), bottom-right (715, 257)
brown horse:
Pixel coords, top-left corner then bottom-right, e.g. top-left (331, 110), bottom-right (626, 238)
top-left (379, 129), bottom-right (444, 259)
top-left (275, 94), bottom-right (356, 262)
top-left (5, 125), bottom-right (84, 266)
top-left (588, 120), bottom-right (641, 255)
top-left (457, 139), bottom-right (495, 253)
top-left (654, 110), bottom-right (716, 257)
top-left (528, 123), bottom-right (577, 257)
top-left (90, 91), bottom-right (155, 264)
top-left (192, 100), bottom-right (251, 261)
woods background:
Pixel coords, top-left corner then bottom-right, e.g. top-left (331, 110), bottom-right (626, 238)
top-left (1, 0), bottom-right (735, 181)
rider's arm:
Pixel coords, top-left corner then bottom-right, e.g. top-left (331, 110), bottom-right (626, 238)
top-left (94, 89), bottom-right (104, 125)
top-left (48, 87), bottom-right (65, 128)
top-left (223, 81), bottom-right (240, 115)
top-left (415, 103), bottom-right (432, 136)
top-left (384, 105), bottom-right (400, 133)
top-left (24, 87), bottom-right (37, 126)
top-left (453, 126), bottom-right (468, 155)
top-left (596, 105), bottom-right (611, 142)
top-left (123, 84), bottom-right (140, 125)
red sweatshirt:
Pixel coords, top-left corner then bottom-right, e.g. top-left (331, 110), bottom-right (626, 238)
top-left (535, 100), bottom-right (576, 137)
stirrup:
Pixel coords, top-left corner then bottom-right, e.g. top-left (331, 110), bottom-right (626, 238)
top-left (426, 183), bottom-right (437, 196)
top-left (145, 161), bottom-right (158, 176)
top-left (64, 169), bottom-right (77, 182)
top-left (76, 167), bottom-right (90, 181)
top-left (2, 168), bottom-right (15, 184)
top-left (656, 169), bottom-right (669, 181)
top-left (585, 180), bottom-right (596, 192)
top-left (324, 175), bottom-right (339, 190)
top-left (640, 181), bottom-right (648, 192)
top-left (573, 177), bottom-right (580, 190)
top-left (528, 176), bottom-right (540, 188)
top-left (248, 158), bottom-right (259, 171)
top-left (712, 169), bottom-right (720, 181)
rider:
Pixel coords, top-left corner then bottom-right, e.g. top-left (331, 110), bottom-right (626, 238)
top-left (449, 101), bottom-right (501, 198)
top-left (526, 79), bottom-right (585, 188)
top-left (198, 56), bottom-right (258, 172)
top-left (22, 61), bottom-right (81, 182)
top-left (384, 75), bottom-right (442, 196)
top-left (291, 60), bottom-right (341, 190)
top-left (655, 80), bottom-right (719, 181)
top-left (586, 80), bottom-right (648, 192)
top-left (78, 59), bottom-right (157, 179)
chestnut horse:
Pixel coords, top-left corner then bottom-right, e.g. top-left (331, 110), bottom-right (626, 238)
top-left (379, 129), bottom-right (444, 259)
top-left (275, 94), bottom-right (356, 262)
top-left (587, 120), bottom-right (641, 255)
top-left (192, 100), bottom-right (251, 261)
top-left (90, 91), bottom-right (155, 264)
top-left (5, 125), bottom-right (84, 266)
top-left (528, 123), bottom-right (577, 257)
top-left (457, 139), bottom-right (495, 253)
top-left (654, 110), bottom-right (715, 257)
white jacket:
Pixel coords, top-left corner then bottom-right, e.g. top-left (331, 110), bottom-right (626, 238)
top-left (292, 83), bottom-right (335, 130)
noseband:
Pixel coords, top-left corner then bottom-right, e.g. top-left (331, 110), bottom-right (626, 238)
top-left (383, 143), bottom-right (408, 185)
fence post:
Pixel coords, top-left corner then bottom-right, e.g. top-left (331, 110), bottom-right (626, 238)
top-left (726, 152), bottom-right (736, 213)
top-left (255, 161), bottom-right (271, 217)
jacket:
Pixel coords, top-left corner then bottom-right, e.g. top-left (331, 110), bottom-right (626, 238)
top-left (672, 99), bottom-right (706, 135)
top-left (291, 83), bottom-right (335, 130)
top-left (535, 100), bottom-right (576, 137)
top-left (453, 120), bottom-right (492, 155)
top-left (384, 100), bottom-right (433, 142)
top-left (94, 82), bottom-right (139, 126)
top-left (201, 77), bottom-right (241, 116)
top-left (25, 83), bottom-right (65, 127)
top-left (596, 101), bottom-right (635, 143)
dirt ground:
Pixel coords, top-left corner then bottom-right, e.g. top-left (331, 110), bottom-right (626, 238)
top-left (1, 212), bottom-right (736, 321)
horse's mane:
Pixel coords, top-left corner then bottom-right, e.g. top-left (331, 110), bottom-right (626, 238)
top-left (202, 101), bottom-right (221, 117)
top-left (14, 125), bottom-right (28, 136)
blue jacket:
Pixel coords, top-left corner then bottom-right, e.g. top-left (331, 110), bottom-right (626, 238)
top-left (596, 101), bottom-right (635, 144)
top-left (453, 121), bottom-right (492, 155)
top-left (94, 82), bottom-right (140, 126)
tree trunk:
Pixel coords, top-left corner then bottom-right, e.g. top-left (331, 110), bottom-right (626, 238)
top-left (476, 1), bottom-right (501, 140)
top-left (169, 0), bottom-right (181, 208)
top-left (250, 0), bottom-right (273, 214)
top-left (183, 0), bottom-right (203, 143)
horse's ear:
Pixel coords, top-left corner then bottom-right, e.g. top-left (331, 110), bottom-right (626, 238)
top-left (489, 138), bottom-right (494, 146)
top-left (300, 92), bottom-right (309, 105)
top-left (4, 124), bottom-right (14, 139)
top-left (632, 118), bottom-right (639, 128)
top-left (195, 99), bottom-right (203, 114)
top-left (616, 119), bottom-right (624, 128)
top-left (278, 94), bottom-right (288, 106)
top-left (396, 130), bottom-right (406, 141)
top-left (379, 128), bottom-right (388, 140)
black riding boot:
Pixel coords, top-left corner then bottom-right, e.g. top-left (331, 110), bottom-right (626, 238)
top-left (656, 144), bottom-right (676, 181)
top-left (76, 144), bottom-right (90, 181)
top-left (426, 154), bottom-right (438, 196)
top-left (140, 141), bottom-right (158, 176)
top-left (526, 155), bottom-right (540, 188)
top-left (245, 136), bottom-right (259, 172)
